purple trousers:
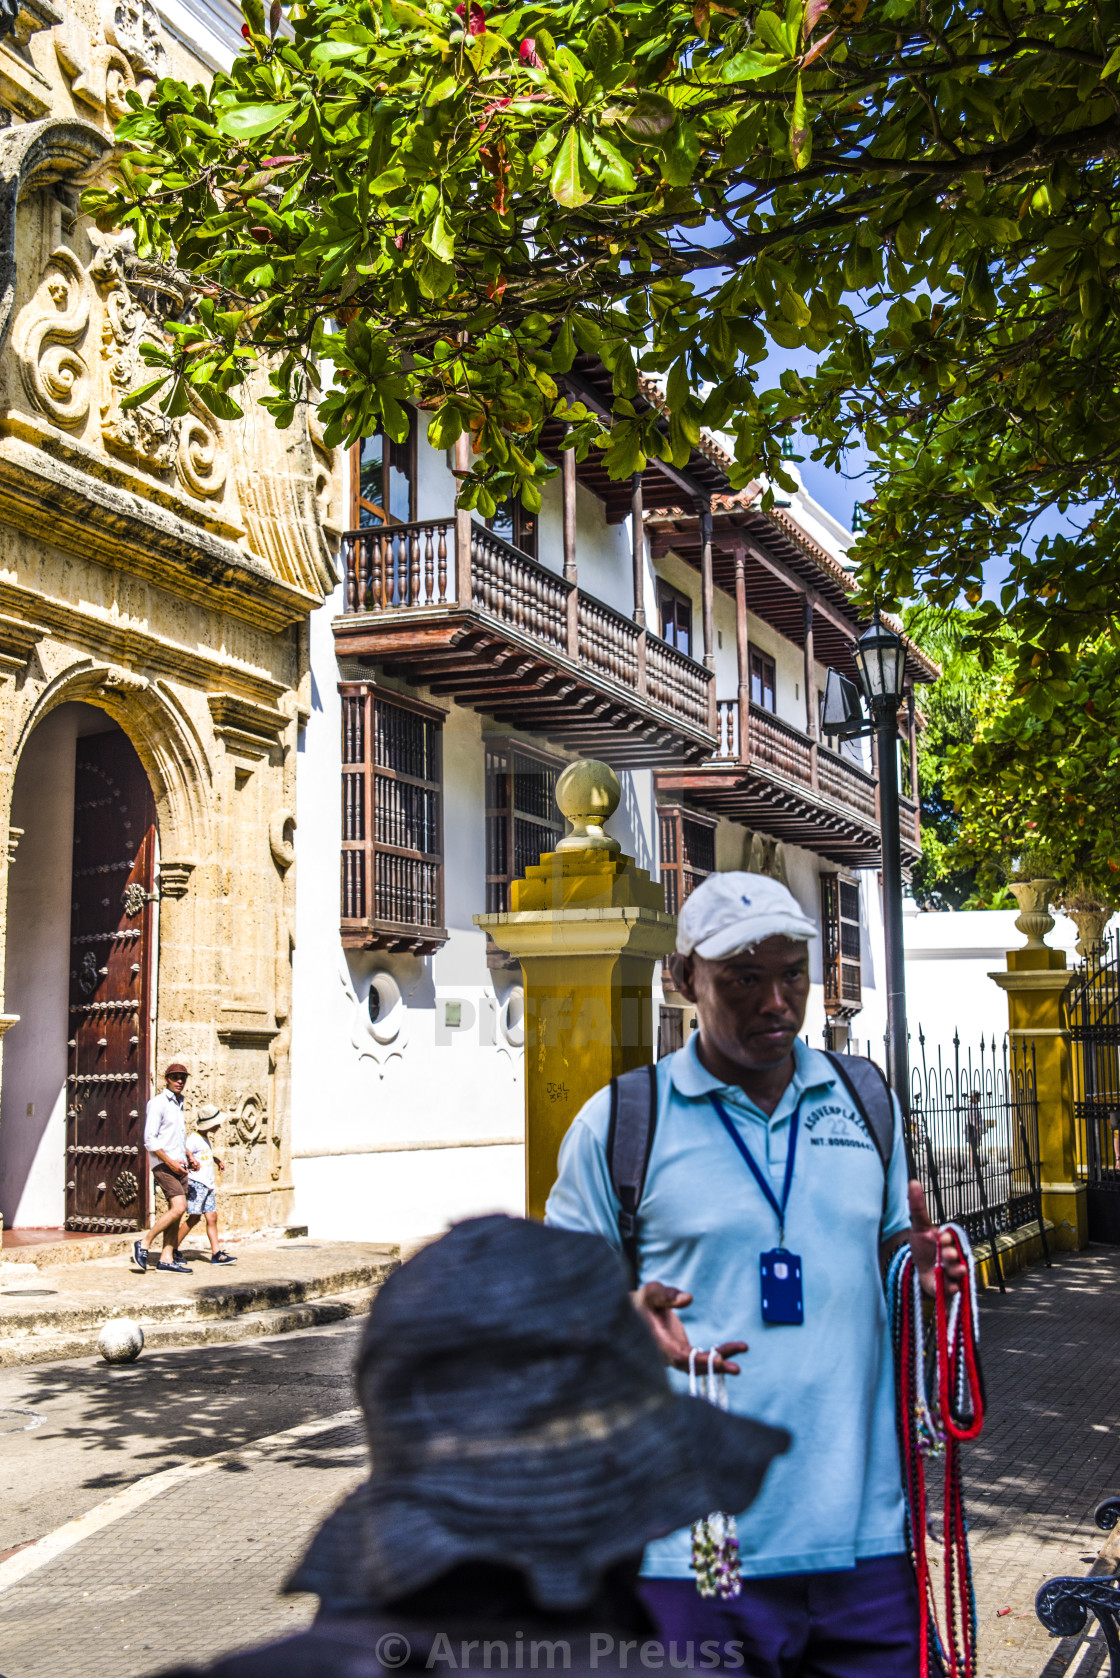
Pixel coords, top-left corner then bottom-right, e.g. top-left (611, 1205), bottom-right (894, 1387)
top-left (639, 1556), bottom-right (921, 1678)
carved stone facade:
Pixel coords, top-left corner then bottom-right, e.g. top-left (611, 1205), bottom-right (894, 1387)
top-left (0, 1), bottom-right (340, 1233)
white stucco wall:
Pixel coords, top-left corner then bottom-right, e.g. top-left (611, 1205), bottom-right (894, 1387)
top-left (1, 706), bottom-right (80, 1227)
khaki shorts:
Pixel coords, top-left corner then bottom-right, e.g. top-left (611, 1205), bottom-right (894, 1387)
top-left (152, 1163), bottom-right (188, 1205)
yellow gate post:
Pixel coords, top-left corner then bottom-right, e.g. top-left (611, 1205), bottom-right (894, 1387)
top-left (989, 881), bottom-right (1086, 1251)
top-left (475, 760), bottom-right (676, 1219)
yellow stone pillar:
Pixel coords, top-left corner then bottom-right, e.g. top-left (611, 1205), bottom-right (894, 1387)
top-left (989, 883), bottom-right (1086, 1251)
top-left (475, 760), bottom-right (676, 1220)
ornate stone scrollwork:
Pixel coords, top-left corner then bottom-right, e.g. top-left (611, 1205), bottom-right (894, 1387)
top-left (87, 229), bottom-right (226, 494)
top-left (102, 0), bottom-right (167, 81)
top-left (13, 245), bottom-right (91, 427)
top-left (268, 808), bottom-right (296, 870)
top-left (177, 407), bottom-right (226, 499)
top-left (230, 1092), bottom-right (266, 1146)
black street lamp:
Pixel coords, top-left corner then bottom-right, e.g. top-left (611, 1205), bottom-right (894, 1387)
top-left (852, 614), bottom-right (909, 1109)
top-left (823, 612), bottom-right (910, 1109)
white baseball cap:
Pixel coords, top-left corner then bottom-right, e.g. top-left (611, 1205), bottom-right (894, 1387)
top-left (676, 871), bottom-right (817, 961)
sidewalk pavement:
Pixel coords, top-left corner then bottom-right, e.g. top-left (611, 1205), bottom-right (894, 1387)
top-left (965, 1246), bottom-right (1120, 1677)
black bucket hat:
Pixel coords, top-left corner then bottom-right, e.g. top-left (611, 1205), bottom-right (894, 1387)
top-left (289, 1214), bottom-right (789, 1612)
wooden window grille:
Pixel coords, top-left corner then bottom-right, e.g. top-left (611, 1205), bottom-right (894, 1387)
top-left (485, 742), bottom-right (564, 913)
top-left (340, 684), bottom-right (447, 952)
top-left (750, 649), bottom-right (776, 713)
top-left (658, 1006), bottom-right (685, 1059)
top-left (658, 583), bottom-right (693, 657)
top-left (487, 497), bottom-right (539, 559)
top-left (350, 412), bottom-right (417, 528)
top-left (659, 805), bottom-right (717, 916)
top-left (821, 873), bottom-right (862, 1017)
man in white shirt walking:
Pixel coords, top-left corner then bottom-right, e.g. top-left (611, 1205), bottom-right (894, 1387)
top-left (134, 1062), bottom-right (197, 1273)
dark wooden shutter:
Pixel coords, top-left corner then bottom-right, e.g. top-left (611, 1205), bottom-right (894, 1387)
top-left (821, 873), bottom-right (862, 1017)
top-left (659, 805), bottom-right (717, 916)
top-left (340, 684), bottom-right (446, 952)
top-left (485, 742), bottom-right (563, 913)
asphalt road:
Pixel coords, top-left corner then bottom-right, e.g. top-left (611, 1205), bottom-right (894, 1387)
top-left (0, 1316), bottom-right (365, 1555)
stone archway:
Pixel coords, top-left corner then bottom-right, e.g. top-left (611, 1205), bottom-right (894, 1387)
top-left (0, 702), bottom-right (159, 1230)
top-left (0, 665), bottom-right (216, 1232)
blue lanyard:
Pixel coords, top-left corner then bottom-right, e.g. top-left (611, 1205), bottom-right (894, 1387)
top-left (709, 1092), bottom-right (803, 1246)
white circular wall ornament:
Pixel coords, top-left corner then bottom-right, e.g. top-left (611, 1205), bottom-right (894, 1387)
top-left (98, 1317), bottom-right (144, 1363)
top-left (338, 952), bottom-right (411, 1078)
top-left (366, 971), bottom-right (405, 1044)
top-left (500, 985), bottom-right (525, 1048)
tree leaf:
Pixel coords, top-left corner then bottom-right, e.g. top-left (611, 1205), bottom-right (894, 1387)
top-left (623, 92), bottom-right (677, 142)
top-left (215, 101), bottom-right (296, 140)
top-left (789, 75), bottom-right (811, 169)
top-left (550, 127), bottom-right (591, 206)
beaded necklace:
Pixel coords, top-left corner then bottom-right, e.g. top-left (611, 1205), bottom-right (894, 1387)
top-left (687, 1348), bottom-right (742, 1600)
top-left (887, 1224), bottom-right (984, 1678)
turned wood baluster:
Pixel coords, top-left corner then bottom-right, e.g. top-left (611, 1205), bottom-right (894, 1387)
top-left (345, 538), bottom-right (357, 612)
top-left (409, 528), bottom-right (421, 607)
top-left (353, 535), bottom-right (365, 611)
top-left (437, 524), bottom-right (448, 603)
top-left (424, 529), bottom-right (434, 606)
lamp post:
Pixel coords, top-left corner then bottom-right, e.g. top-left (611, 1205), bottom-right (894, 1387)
top-left (851, 614), bottom-right (910, 1112)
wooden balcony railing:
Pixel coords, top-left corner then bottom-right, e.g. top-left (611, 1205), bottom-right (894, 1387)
top-left (342, 520), bottom-right (714, 734)
top-left (715, 698), bottom-right (881, 828)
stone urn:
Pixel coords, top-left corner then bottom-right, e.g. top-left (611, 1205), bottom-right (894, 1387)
top-left (1009, 878), bottom-right (1057, 951)
top-left (1064, 904), bottom-right (1111, 960)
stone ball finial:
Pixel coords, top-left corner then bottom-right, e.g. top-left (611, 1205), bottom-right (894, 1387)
top-left (555, 760), bottom-right (622, 856)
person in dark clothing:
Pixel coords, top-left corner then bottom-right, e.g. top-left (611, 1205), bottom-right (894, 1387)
top-left (154, 1215), bottom-right (789, 1678)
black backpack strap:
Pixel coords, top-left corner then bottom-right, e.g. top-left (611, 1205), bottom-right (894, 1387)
top-left (605, 1063), bottom-right (659, 1288)
top-left (824, 1050), bottom-right (895, 1176)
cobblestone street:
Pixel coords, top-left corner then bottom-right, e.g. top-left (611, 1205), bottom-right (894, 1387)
top-left (0, 1251), bottom-right (1119, 1678)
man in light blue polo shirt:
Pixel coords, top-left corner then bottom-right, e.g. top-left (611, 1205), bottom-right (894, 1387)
top-left (545, 872), bottom-right (963, 1678)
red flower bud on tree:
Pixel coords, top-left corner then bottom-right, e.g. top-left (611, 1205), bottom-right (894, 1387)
top-left (519, 37), bottom-right (540, 65)
top-left (454, 1), bottom-right (486, 33)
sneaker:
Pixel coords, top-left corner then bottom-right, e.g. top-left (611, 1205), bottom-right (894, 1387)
top-left (132, 1240), bottom-right (148, 1272)
top-left (156, 1259), bottom-right (191, 1274)
top-left (211, 1251), bottom-right (237, 1265)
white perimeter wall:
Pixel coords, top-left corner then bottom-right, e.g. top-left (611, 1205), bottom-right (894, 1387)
top-left (902, 904), bottom-right (1101, 1064)
top-left (0, 706), bottom-right (80, 1227)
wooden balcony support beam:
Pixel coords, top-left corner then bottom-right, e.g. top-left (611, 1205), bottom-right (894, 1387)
top-left (733, 541), bottom-right (750, 766)
top-left (743, 541), bottom-right (860, 648)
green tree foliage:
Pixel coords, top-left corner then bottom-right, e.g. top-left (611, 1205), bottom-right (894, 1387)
top-left (943, 637), bottom-right (1120, 905)
top-left (903, 609), bottom-right (1008, 910)
top-left (86, 0), bottom-right (1120, 655)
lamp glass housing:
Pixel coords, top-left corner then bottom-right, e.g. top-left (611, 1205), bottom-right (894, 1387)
top-left (853, 615), bottom-right (906, 710)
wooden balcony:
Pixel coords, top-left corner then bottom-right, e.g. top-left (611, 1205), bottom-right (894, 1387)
top-left (657, 700), bottom-right (922, 870)
top-left (334, 520), bottom-right (716, 767)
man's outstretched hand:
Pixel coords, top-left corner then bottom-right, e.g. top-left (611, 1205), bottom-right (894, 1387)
top-left (633, 1280), bottom-right (748, 1375)
top-left (908, 1180), bottom-right (968, 1299)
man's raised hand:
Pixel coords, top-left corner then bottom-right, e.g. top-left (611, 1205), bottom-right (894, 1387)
top-left (908, 1180), bottom-right (967, 1299)
top-left (633, 1280), bottom-right (748, 1375)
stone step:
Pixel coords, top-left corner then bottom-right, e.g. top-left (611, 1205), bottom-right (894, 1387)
top-left (0, 1237), bottom-right (399, 1367)
top-left (0, 1287), bottom-right (375, 1366)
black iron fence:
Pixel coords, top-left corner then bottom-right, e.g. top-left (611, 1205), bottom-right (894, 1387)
top-left (906, 1029), bottom-right (1046, 1277)
top-left (1069, 924), bottom-right (1120, 1242)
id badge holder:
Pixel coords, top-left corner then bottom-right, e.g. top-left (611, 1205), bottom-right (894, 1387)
top-left (760, 1249), bottom-right (804, 1325)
